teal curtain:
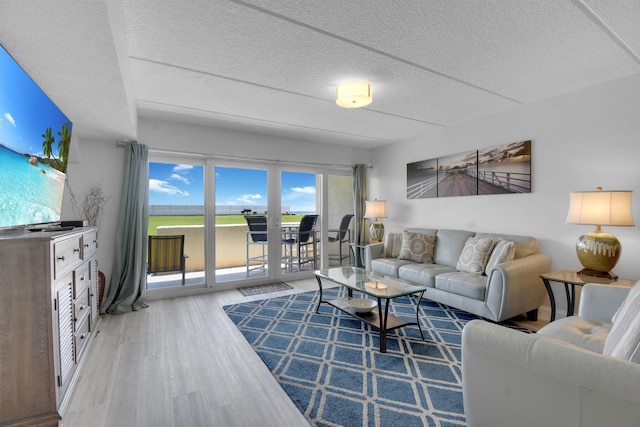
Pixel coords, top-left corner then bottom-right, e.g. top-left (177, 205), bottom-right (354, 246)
top-left (103, 143), bottom-right (149, 314)
top-left (353, 164), bottom-right (368, 267)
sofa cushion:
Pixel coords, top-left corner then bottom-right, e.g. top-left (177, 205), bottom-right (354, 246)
top-left (398, 230), bottom-right (436, 263)
top-left (434, 229), bottom-right (475, 268)
top-left (435, 272), bottom-right (488, 300)
top-left (370, 258), bottom-right (414, 278)
top-left (484, 239), bottom-right (516, 274)
top-left (603, 281), bottom-right (640, 363)
top-left (398, 263), bottom-right (456, 288)
top-left (538, 316), bottom-right (611, 353)
top-left (456, 237), bottom-right (496, 275)
top-left (475, 232), bottom-right (538, 259)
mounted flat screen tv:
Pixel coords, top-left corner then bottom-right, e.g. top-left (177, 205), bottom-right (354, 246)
top-left (0, 44), bottom-right (73, 230)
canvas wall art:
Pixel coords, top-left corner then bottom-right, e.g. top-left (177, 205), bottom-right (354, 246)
top-left (407, 140), bottom-right (531, 199)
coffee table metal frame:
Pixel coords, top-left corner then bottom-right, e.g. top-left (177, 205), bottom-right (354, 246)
top-left (315, 267), bottom-right (426, 353)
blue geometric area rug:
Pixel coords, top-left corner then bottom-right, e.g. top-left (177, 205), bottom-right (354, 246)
top-left (223, 287), bottom-right (532, 427)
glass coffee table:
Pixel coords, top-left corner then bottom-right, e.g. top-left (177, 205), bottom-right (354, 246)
top-left (315, 267), bottom-right (427, 353)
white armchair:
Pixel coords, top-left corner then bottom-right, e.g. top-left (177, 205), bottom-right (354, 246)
top-left (462, 283), bottom-right (640, 427)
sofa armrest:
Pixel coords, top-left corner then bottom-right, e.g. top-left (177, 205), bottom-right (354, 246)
top-left (485, 253), bottom-right (550, 321)
top-left (462, 320), bottom-right (640, 427)
top-left (363, 242), bottom-right (384, 270)
top-left (578, 283), bottom-right (631, 322)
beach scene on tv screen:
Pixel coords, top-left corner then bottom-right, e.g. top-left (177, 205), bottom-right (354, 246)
top-left (0, 46), bottom-right (72, 228)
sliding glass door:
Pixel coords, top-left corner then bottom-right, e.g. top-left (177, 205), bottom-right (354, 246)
top-left (147, 159), bottom-right (205, 290)
top-left (214, 165), bottom-right (271, 283)
top-left (213, 165), bottom-right (321, 284)
top-left (279, 170), bottom-right (319, 280)
top-left (147, 153), bottom-right (354, 294)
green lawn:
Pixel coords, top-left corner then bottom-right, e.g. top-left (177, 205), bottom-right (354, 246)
top-left (149, 214), bottom-right (304, 235)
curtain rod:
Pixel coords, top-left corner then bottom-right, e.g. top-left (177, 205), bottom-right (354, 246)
top-left (147, 147), bottom-right (372, 170)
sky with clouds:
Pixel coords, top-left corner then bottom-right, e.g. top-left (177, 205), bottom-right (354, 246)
top-left (149, 163), bottom-right (317, 212)
top-left (0, 45), bottom-right (72, 157)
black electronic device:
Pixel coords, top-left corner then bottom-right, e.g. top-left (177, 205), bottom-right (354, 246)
top-left (61, 220), bottom-right (88, 227)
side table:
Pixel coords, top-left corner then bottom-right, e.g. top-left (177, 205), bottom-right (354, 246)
top-left (540, 271), bottom-right (636, 321)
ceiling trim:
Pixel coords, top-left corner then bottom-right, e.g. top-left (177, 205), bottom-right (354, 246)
top-left (572, 0), bottom-right (640, 64)
top-left (229, 0), bottom-right (525, 105)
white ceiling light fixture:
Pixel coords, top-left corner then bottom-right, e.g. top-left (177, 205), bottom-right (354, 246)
top-left (336, 81), bottom-right (372, 109)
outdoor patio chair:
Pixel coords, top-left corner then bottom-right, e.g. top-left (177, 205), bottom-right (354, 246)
top-left (245, 215), bottom-right (268, 275)
top-left (147, 234), bottom-right (189, 286)
top-left (328, 213), bottom-right (354, 266)
top-left (282, 214), bottom-right (319, 272)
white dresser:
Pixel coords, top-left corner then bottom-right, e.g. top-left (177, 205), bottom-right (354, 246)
top-left (0, 227), bottom-right (100, 426)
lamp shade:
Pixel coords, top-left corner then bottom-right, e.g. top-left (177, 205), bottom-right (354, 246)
top-left (364, 200), bottom-right (387, 219)
top-left (336, 81), bottom-right (372, 108)
top-left (565, 189), bottom-right (634, 226)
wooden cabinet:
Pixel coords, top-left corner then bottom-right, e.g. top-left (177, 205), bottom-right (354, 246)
top-left (0, 227), bottom-right (99, 426)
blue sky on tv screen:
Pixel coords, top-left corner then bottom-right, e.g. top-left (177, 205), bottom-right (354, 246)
top-left (149, 163), bottom-right (316, 212)
top-left (0, 45), bottom-right (72, 158)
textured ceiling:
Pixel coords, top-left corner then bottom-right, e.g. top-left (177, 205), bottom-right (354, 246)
top-left (1, 0), bottom-right (639, 148)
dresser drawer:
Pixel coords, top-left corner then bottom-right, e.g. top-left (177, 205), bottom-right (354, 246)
top-left (54, 237), bottom-right (82, 279)
top-left (74, 287), bottom-right (90, 326)
top-left (74, 262), bottom-right (91, 297)
top-left (82, 230), bottom-right (98, 259)
top-left (74, 314), bottom-right (90, 362)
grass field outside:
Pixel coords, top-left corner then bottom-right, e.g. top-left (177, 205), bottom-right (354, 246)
top-left (149, 214), bottom-right (305, 236)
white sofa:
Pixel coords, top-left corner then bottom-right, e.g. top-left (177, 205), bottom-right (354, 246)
top-left (462, 282), bottom-right (640, 427)
top-left (364, 228), bottom-right (550, 322)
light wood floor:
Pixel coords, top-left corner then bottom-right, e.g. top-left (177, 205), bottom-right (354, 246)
top-left (61, 279), bottom-right (549, 427)
top-left (61, 278), bottom-right (323, 427)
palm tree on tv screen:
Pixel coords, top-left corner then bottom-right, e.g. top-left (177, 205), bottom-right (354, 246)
top-left (40, 122), bottom-right (71, 173)
top-left (41, 127), bottom-right (55, 159)
top-left (57, 122), bottom-right (70, 172)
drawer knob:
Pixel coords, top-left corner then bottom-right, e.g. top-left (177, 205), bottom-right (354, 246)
top-left (74, 248), bottom-right (80, 253)
top-left (80, 334), bottom-right (86, 340)
top-left (80, 275), bottom-right (86, 281)
top-left (84, 243), bottom-right (89, 248)
top-left (79, 304), bottom-right (85, 311)
top-left (57, 255), bottom-right (65, 261)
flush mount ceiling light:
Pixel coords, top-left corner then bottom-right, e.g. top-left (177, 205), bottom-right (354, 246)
top-left (336, 81), bottom-right (372, 108)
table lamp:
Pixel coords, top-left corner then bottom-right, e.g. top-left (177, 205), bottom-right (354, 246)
top-left (365, 199), bottom-right (387, 243)
top-left (565, 187), bottom-right (634, 279)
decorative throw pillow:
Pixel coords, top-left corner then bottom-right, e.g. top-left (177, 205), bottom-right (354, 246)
top-left (398, 231), bottom-right (436, 263)
top-left (384, 233), bottom-right (404, 258)
top-left (484, 239), bottom-right (516, 275)
top-left (456, 237), bottom-right (496, 275)
top-left (603, 281), bottom-right (640, 363)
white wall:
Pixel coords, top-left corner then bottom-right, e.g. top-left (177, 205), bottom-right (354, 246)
top-left (138, 117), bottom-right (371, 167)
top-left (62, 138), bottom-right (126, 294)
top-left (369, 73), bottom-right (640, 281)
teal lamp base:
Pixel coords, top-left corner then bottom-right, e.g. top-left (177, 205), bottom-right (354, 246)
top-left (369, 221), bottom-right (384, 243)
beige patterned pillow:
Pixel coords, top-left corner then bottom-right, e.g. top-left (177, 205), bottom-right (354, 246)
top-left (457, 237), bottom-right (496, 275)
top-left (484, 239), bottom-right (516, 275)
top-left (398, 231), bottom-right (436, 263)
top-left (603, 281), bottom-right (640, 363)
